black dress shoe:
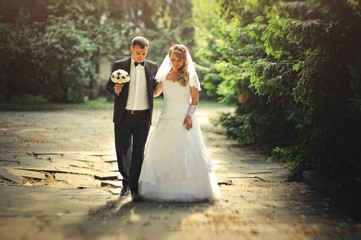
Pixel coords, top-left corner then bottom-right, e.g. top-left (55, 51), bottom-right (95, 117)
top-left (131, 193), bottom-right (142, 202)
top-left (120, 187), bottom-right (129, 197)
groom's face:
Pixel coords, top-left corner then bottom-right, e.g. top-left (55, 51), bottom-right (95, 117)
top-left (130, 45), bottom-right (148, 63)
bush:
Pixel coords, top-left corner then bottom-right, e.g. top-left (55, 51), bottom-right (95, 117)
top-left (200, 0), bottom-right (361, 186)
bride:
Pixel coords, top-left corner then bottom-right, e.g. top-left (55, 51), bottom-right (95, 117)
top-left (138, 44), bottom-right (221, 202)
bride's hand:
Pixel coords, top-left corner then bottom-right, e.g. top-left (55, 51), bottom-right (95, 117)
top-left (183, 115), bottom-right (192, 130)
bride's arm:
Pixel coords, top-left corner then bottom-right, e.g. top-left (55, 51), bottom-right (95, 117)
top-left (189, 87), bottom-right (199, 105)
top-left (153, 82), bottom-right (163, 97)
top-left (184, 87), bottom-right (199, 130)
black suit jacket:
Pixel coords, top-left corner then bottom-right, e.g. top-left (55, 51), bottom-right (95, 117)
top-left (106, 57), bottom-right (158, 124)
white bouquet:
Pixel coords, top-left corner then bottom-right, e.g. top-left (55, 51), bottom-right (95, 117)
top-left (110, 69), bottom-right (130, 84)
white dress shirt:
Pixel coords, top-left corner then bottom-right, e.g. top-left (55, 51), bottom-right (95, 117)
top-left (126, 59), bottom-right (149, 110)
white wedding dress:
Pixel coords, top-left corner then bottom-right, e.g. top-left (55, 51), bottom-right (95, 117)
top-left (138, 76), bottom-right (221, 202)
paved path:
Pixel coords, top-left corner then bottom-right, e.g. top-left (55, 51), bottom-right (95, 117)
top-left (0, 107), bottom-right (360, 240)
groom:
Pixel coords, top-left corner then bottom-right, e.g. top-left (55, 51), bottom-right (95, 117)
top-left (106, 36), bottom-right (158, 201)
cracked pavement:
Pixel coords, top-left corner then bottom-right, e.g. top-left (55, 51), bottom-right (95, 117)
top-left (1, 107), bottom-right (360, 240)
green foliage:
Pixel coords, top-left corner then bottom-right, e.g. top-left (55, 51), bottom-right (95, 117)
top-left (0, 18), bottom-right (37, 100)
top-left (16, 94), bottom-right (48, 104)
top-left (268, 146), bottom-right (305, 176)
top-left (30, 16), bottom-right (96, 102)
top-left (198, 0), bottom-right (361, 185)
top-left (0, 0), bottom-right (195, 102)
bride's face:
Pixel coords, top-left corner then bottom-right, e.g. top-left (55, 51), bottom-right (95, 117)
top-left (169, 52), bottom-right (184, 71)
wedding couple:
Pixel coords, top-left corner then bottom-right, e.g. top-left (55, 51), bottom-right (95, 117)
top-left (106, 36), bottom-right (220, 202)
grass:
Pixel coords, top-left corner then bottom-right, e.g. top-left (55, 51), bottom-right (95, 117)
top-left (0, 97), bottom-right (112, 111)
top-left (0, 97), bottom-right (229, 111)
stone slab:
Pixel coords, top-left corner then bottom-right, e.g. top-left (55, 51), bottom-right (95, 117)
top-left (94, 172), bottom-right (121, 180)
top-left (8, 168), bottom-right (46, 180)
top-left (0, 168), bottom-right (23, 183)
top-left (100, 180), bottom-right (122, 188)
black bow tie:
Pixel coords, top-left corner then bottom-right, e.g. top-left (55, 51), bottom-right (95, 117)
top-left (134, 61), bottom-right (144, 67)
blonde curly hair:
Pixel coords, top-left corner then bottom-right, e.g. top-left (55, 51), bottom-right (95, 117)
top-left (169, 44), bottom-right (189, 87)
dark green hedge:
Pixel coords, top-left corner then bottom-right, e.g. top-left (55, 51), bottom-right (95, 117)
top-left (199, 0), bottom-right (361, 186)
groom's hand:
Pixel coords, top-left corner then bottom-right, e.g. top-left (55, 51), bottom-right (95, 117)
top-left (114, 84), bottom-right (124, 95)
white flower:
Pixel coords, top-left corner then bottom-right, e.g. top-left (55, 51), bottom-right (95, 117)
top-left (110, 69), bottom-right (130, 84)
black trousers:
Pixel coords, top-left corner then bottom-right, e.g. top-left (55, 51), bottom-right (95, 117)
top-left (114, 110), bottom-right (150, 194)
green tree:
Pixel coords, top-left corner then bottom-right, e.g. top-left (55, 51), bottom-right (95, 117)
top-left (198, 0), bottom-right (361, 184)
top-left (124, 0), bottom-right (195, 63)
top-left (0, 18), bottom-right (37, 100)
top-left (0, 0), bottom-right (196, 102)
top-left (31, 16), bottom-right (97, 102)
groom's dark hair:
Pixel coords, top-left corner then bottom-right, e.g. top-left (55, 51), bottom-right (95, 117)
top-left (132, 36), bottom-right (149, 49)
